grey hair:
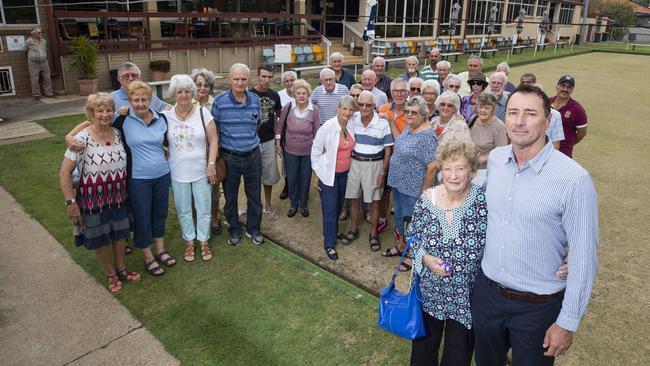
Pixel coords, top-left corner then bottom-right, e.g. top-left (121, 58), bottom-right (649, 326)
top-left (435, 91), bottom-right (461, 111)
top-left (443, 74), bottom-right (462, 88)
top-left (292, 79), bottom-right (312, 95)
top-left (372, 56), bottom-right (386, 65)
top-left (229, 63), bottom-right (250, 75)
top-left (350, 84), bottom-right (364, 93)
top-left (117, 62), bottom-right (141, 76)
top-left (405, 96), bottom-right (429, 117)
top-left (338, 95), bottom-right (357, 109)
top-left (490, 71), bottom-right (508, 83)
top-left (422, 80), bottom-right (441, 94)
top-left (467, 55), bottom-right (483, 65)
top-left (408, 77), bottom-right (424, 88)
top-left (31, 27), bottom-right (42, 35)
top-left (330, 52), bottom-right (344, 61)
top-left (359, 90), bottom-right (375, 103)
top-left (190, 68), bottom-right (216, 92)
top-left (281, 70), bottom-right (297, 81)
top-left (390, 78), bottom-right (407, 89)
top-left (168, 74), bottom-right (197, 98)
top-left (406, 55), bottom-right (419, 66)
top-left (320, 67), bottom-right (335, 79)
top-left (436, 60), bottom-right (451, 70)
top-left (496, 61), bottom-right (510, 74)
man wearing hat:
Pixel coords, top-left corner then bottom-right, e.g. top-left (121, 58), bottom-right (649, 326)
top-left (550, 75), bottom-right (588, 158)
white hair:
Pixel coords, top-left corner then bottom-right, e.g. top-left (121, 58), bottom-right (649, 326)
top-left (229, 63), bottom-right (250, 75)
top-left (435, 91), bottom-right (461, 111)
top-left (436, 60), bottom-right (451, 70)
top-left (330, 52), bottom-right (344, 61)
top-left (390, 78), bottom-right (407, 89)
top-left (372, 56), bottom-right (386, 66)
top-left (422, 79), bottom-right (441, 94)
top-left (490, 71), bottom-right (508, 83)
top-left (168, 74), bottom-right (197, 98)
top-left (406, 56), bottom-right (419, 65)
top-left (467, 55), bottom-right (483, 65)
top-left (320, 67), bottom-right (335, 79)
top-left (408, 77), bottom-right (424, 88)
top-left (359, 90), bottom-right (375, 103)
top-left (282, 70), bottom-right (297, 81)
top-left (443, 74), bottom-right (462, 87)
top-left (361, 69), bottom-right (376, 79)
top-left (118, 62), bottom-right (141, 76)
top-left (190, 68), bottom-right (216, 92)
top-left (496, 62), bottom-right (510, 74)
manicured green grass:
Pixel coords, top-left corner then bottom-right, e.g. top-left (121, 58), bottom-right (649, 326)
top-left (0, 116), bottom-right (410, 365)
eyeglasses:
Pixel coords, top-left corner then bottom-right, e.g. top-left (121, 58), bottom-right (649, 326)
top-left (439, 102), bottom-right (455, 108)
top-left (358, 103), bottom-right (374, 108)
top-left (195, 83), bottom-right (211, 89)
top-left (423, 92), bottom-right (438, 97)
top-left (410, 87), bottom-right (421, 92)
top-left (391, 89), bottom-right (408, 94)
top-left (447, 85), bottom-right (460, 90)
top-left (120, 73), bottom-right (140, 80)
top-left (322, 78), bottom-right (335, 82)
top-left (350, 93), bottom-right (360, 98)
top-left (404, 109), bottom-right (419, 116)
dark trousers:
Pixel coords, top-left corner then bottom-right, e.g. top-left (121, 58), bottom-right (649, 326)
top-left (222, 149), bottom-right (262, 236)
top-left (410, 313), bottom-right (474, 366)
top-left (284, 152), bottom-right (311, 210)
top-left (319, 171), bottom-right (348, 248)
top-left (471, 271), bottom-right (563, 366)
top-left (127, 173), bottom-right (170, 249)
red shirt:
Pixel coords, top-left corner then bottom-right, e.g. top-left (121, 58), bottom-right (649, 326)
top-left (550, 97), bottom-right (588, 158)
top-left (335, 132), bottom-right (355, 173)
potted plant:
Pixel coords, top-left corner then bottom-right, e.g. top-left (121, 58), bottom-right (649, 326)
top-left (69, 35), bottom-right (98, 96)
top-left (149, 60), bottom-right (171, 81)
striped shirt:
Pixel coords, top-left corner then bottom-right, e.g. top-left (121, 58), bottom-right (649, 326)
top-left (482, 141), bottom-right (599, 332)
top-left (211, 90), bottom-right (262, 152)
top-left (349, 112), bottom-right (394, 158)
top-left (420, 65), bottom-right (439, 81)
top-left (310, 83), bottom-right (349, 125)
top-left (376, 74), bottom-right (393, 100)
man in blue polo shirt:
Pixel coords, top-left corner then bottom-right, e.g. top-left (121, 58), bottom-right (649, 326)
top-left (211, 63), bottom-right (264, 246)
top-left (111, 62), bottom-right (170, 115)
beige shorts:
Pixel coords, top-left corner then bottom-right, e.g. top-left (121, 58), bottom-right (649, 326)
top-left (260, 139), bottom-right (280, 186)
top-left (345, 158), bottom-right (384, 203)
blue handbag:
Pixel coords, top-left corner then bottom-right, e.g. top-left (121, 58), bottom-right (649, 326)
top-left (377, 236), bottom-right (426, 340)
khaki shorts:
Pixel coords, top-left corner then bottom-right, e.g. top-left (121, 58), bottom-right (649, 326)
top-left (345, 158), bottom-right (384, 203)
top-left (260, 139), bottom-right (280, 186)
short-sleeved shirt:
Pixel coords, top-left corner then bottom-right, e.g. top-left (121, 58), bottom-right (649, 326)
top-left (470, 118), bottom-right (508, 167)
top-left (249, 87), bottom-right (282, 143)
top-left (420, 65), bottom-right (439, 81)
top-left (349, 112), bottom-right (394, 159)
top-left (163, 106), bottom-right (213, 182)
top-left (211, 90), bottom-right (262, 153)
top-left (388, 127), bottom-right (438, 197)
top-left (121, 108), bottom-right (170, 179)
top-left (336, 69), bottom-right (356, 89)
top-left (549, 97), bottom-right (588, 158)
top-left (278, 89), bottom-right (295, 107)
top-left (370, 87), bottom-right (388, 109)
top-left (110, 88), bottom-right (169, 118)
top-left (24, 37), bottom-right (47, 62)
top-left (379, 102), bottom-right (407, 135)
top-left (310, 83), bottom-right (349, 125)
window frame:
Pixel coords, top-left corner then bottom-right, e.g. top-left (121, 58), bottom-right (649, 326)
top-left (0, 0), bottom-right (41, 26)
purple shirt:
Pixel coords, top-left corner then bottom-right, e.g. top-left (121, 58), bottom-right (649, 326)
top-left (275, 103), bottom-right (321, 156)
top-left (550, 97), bottom-right (588, 158)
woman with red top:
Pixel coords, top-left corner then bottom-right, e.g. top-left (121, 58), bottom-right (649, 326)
top-left (311, 95), bottom-right (357, 260)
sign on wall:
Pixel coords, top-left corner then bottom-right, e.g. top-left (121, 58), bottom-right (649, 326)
top-left (6, 36), bottom-right (25, 51)
top-left (274, 44), bottom-right (292, 64)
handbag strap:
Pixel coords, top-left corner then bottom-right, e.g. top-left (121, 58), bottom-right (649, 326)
top-left (198, 106), bottom-right (209, 161)
top-left (280, 102), bottom-right (292, 147)
top-left (388, 236), bottom-right (419, 286)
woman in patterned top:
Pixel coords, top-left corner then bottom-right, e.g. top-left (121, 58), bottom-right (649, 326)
top-left (406, 137), bottom-right (484, 366)
top-left (59, 93), bottom-right (140, 294)
top-left (430, 91), bottom-right (470, 144)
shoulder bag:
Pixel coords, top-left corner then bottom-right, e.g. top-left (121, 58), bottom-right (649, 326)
top-left (199, 107), bottom-right (227, 185)
top-left (377, 236), bottom-right (426, 340)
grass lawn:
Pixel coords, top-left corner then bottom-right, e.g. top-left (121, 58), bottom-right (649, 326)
top-left (0, 116), bottom-right (411, 365)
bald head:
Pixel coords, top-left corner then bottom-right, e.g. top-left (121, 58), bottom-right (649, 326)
top-left (361, 70), bottom-right (377, 91)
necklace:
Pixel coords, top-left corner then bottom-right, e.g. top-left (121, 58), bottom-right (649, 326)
top-left (90, 124), bottom-right (113, 146)
top-left (341, 127), bottom-right (349, 145)
top-left (175, 105), bottom-right (194, 120)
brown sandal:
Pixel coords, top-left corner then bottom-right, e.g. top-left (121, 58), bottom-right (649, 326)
top-left (117, 268), bottom-right (141, 283)
top-left (184, 244), bottom-right (196, 262)
top-left (200, 243), bottom-right (213, 261)
top-left (107, 274), bottom-right (123, 294)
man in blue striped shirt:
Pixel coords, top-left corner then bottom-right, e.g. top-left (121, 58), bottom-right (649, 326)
top-left (310, 68), bottom-right (349, 125)
top-left (211, 63), bottom-right (264, 246)
top-left (472, 85), bottom-right (599, 366)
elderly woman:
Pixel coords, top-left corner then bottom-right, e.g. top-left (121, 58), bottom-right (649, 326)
top-left (407, 137), bottom-right (485, 366)
top-left (311, 96), bottom-right (357, 260)
top-left (164, 74), bottom-right (219, 262)
top-left (442, 74), bottom-right (462, 94)
top-left (421, 79), bottom-right (441, 121)
top-left (431, 91), bottom-right (470, 143)
top-left (383, 96), bottom-right (438, 271)
top-left (408, 77), bottom-right (424, 99)
top-left (60, 93), bottom-right (140, 294)
top-left (278, 70), bottom-right (297, 107)
top-left (469, 93), bottom-right (507, 185)
top-left (349, 84), bottom-right (364, 100)
top-left (460, 74), bottom-right (488, 121)
top-left (276, 79), bottom-right (320, 217)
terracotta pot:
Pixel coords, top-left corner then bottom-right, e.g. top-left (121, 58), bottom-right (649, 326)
top-left (78, 79), bottom-right (99, 96)
top-left (152, 70), bottom-right (168, 81)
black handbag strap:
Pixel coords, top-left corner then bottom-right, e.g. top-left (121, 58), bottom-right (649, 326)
top-left (388, 236), bottom-right (418, 286)
top-left (280, 102), bottom-right (292, 147)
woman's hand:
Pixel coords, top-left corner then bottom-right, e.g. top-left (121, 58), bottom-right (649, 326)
top-left (67, 203), bottom-right (81, 221)
top-left (275, 140), bottom-right (283, 156)
top-left (206, 164), bottom-right (217, 186)
top-left (423, 254), bottom-right (451, 277)
top-left (119, 106), bottom-right (128, 116)
top-left (65, 135), bottom-right (86, 152)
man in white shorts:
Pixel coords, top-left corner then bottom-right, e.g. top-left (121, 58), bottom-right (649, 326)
top-left (339, 91), bottom-right (394, 251)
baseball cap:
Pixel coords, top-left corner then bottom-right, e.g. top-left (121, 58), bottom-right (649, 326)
top-left (557, 75), bottom-right (575, 87)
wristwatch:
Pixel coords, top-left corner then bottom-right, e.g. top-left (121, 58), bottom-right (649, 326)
top-left (65, 198), bottom-right (76, 206)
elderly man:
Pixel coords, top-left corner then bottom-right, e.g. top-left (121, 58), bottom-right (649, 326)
top-left (372, 56), bottom-right (393, 100)
top-left (472, 84), bottom-right (599, 366)
top-left (250, 64), bottom-right (282, 220)
top-left (361, 69), bottom-right (388, 108)
top-left (278, 70), bottom-right (296, 107)
top-left (442, 74), bottom-right (462, 94)
top-left (435, 60), bottom-right (451, 93)
top-left (488, 71), bottom-right (510, 121)
top-left (420, 48), bottom-right (441, 81)
top-left (398, 56), bottom-right (422, 81)
top-left (341, 90), bottom-right (393, 250)
top-left (311, 68), bottom-right (349, 125)
top-left (457, 55), bottom-right (483, 97)
top-left (329, 52), bottom-right (355, 89)
top-left (496, 61), bottom-right (517, 93)
top-left (520, 72), bottom-right (537, 86)
top-left (211, 63), bottom-right (265, 246)
top-left (408, 77), bottom-right (423, 99)
top-left (111, 62), bottom-right (170, 114)
top-left (24, 27), bottom-right (53, 99)
top-left (550, 75), bottom-right (588, 158)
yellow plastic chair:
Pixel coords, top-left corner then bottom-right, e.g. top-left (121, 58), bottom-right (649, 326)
top-left (313, 45), bottom-right (323, 61)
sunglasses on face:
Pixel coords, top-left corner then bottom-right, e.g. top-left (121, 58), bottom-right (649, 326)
top-left (469, 81), bottom-right (484, 86)
top-left (195, 83), bottom-right (210, 89)
top-left (358, 103), bottom-right (374, 108)
top-left (404, 109), bottom-right (419, 116)
top-left (410, 87), bottom-right (421, 92)
top-left (350, 93), bottom-right (360, 98)
top-left (439, 102), bottom-right (455, 108)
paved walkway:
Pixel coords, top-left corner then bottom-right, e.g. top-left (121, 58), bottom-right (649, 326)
top-left (0, 95), bottom-right (87, 125)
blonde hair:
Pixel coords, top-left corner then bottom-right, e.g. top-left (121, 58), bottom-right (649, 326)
top-left (436, 136), bottom-right (480, 173)
top-left (126, 80), bottom-right (153, 99)
top-left (291, 79), bottom-right (312, 96)
top-left (85, 92), bottom-right (115, 121)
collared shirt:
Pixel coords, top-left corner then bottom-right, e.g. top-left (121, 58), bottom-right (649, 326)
top-left (375, 74), bottom-right (393, 100)
top-left (547, 109), bottom-right (565, 143)
top-left (482, 141), bottom-right (599, 332)
top-left (275, 102), bottom-right (320, 156)
top-left (110, 88), bottom-right (170, 119)
top-left (278, 89), bottom-right (295, 107)
top-left (121, 108), bottom-right (170, 179)
top-left (335, 69), bottom-right (356, 89)
top-left (549, 97), bottom-right (588, 158)
top-left (378, 102), bottom-right (407, 135)
top-left (310, 83), bottom-right (349, 125)
top-left (211, 90), bottom-right (262, 153)
top-left (349, 112), bottom-right (394, 158)
top-left (370, 87), bottom-right (388, 109)
top-left (398, 71), bottom-right (422, 82)
top-left (494, 91), bottom-right (510, 122)
top-left (192, 95), bottom-right (215, 112)
top-left (311, 116), bottom-right (355, 186)
top-left (420, 65), bottom-right (439, 81)
top-left (24, 37), bottom-right (47, 62)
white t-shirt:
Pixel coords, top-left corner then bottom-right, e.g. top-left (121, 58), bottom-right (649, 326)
top-left (163, 106), bottom-right (214, 182)
top-left (278, 89), bottom-right (295, 107)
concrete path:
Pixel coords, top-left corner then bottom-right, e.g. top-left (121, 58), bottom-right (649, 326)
top-left (0, 95), bottom-right (86, 125)
top-left (0, 187), bottom-right (179, 366)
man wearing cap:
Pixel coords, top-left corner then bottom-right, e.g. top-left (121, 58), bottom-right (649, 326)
top-left (550, 75), bottom-right (588, 158)
top-left (420, 48), bottom-right (441, 81)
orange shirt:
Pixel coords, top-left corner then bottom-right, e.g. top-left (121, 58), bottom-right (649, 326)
top-left (379, 102), bottom-right (407, 135)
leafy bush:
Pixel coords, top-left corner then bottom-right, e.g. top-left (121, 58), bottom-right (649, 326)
top-left (69, 36), bottom-right (97, 80)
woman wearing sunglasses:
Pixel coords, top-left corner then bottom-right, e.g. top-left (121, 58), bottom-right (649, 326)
top-left (460, 74), bottom-right (488, 121)
top-left (430, 91), bottom-right (470, 143)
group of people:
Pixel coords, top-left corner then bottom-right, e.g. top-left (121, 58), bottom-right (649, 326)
top-left (59, 48), bottom-right (598, 366)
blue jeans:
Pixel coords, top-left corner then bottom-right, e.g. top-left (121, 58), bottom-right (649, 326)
top-left (127, 173), bottom-right (170, 249)
top-left (171, 177), bottom-right (212, 242)
top-left (284, 152), bottom-right (311, 209)
top-left (392, 187), bottom-right (418, 236)
top-left (222, 149), bottom-right (262, 236)
top-left (471, 271), bottom-right (563, 366)
top-left (319, 172), bottom-right (348, 248)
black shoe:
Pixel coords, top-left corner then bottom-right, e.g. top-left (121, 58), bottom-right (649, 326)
top-left (279, 186), bottom-right (288, 200)
top-left (300, 208), bottom-right (310, 217)
top-left (227, 233), bottom-right (242, 246)
top-left (287, 207), bottom-right (297, 217)
top-left (325, 247), bottom-right (338, 260)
